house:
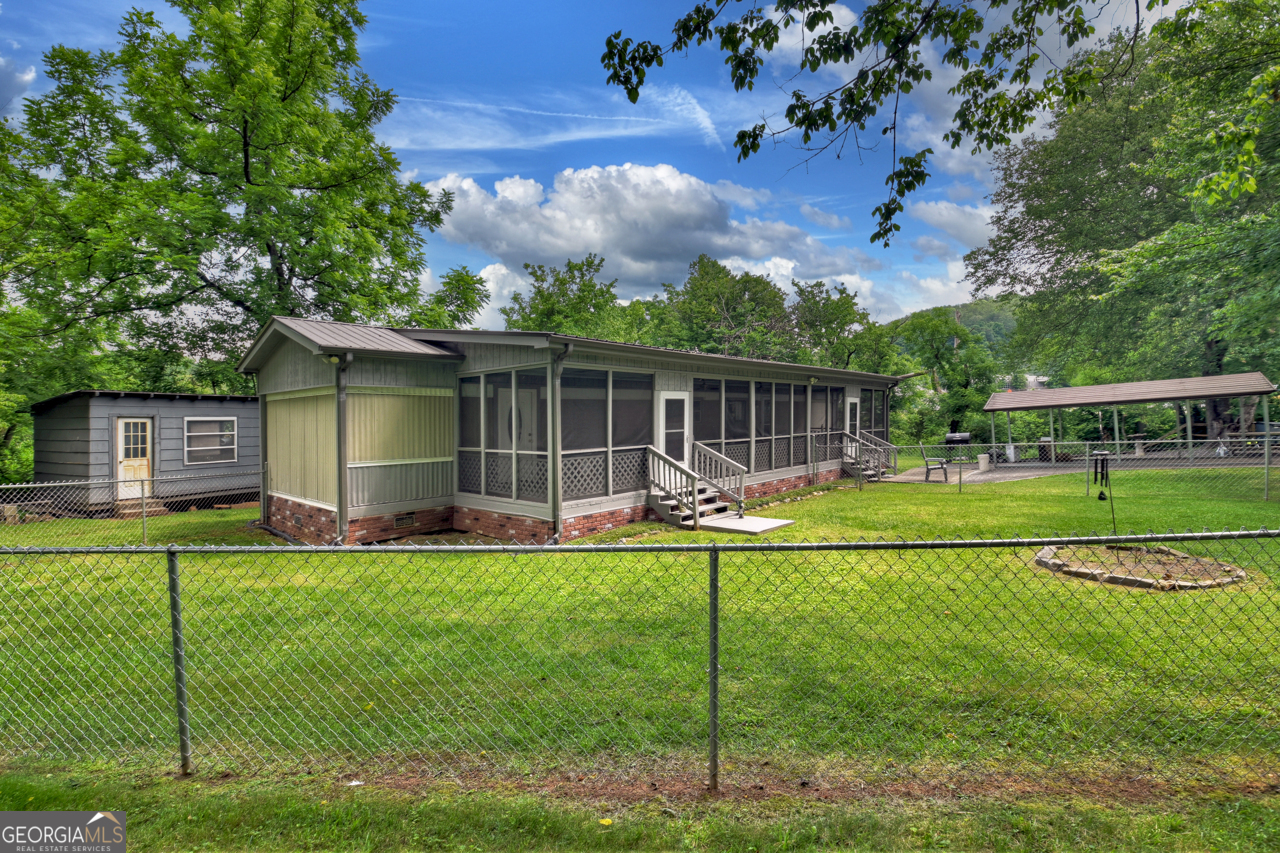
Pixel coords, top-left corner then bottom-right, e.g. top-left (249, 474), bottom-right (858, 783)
top-left (31, 390), bottom-right (260, 513)
top-left (237, 317), bottom-right (901, 543)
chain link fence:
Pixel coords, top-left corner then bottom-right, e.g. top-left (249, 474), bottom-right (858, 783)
top-left (3, 530), bottom-right (1278, 790)
top-left (0, 469), bottom-right (265, 547)
top-left (893, 438), bottom-right (1274, 500)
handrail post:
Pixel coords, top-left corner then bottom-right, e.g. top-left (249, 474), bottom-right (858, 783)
top-left (708, 547), bottom-right (720, 792)
top-left (167, 548), bottom-right (193, 775)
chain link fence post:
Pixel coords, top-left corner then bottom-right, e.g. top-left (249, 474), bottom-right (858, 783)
top-left (167, 547), bottom-right (193, 775)
top-left (708, 546), bottom-right (720, 792)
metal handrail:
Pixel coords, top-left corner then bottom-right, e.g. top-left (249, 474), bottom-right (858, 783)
top-left (646, 446), bottom-right (702, 531)
top-left (691, 442), bottom-right (745, 517)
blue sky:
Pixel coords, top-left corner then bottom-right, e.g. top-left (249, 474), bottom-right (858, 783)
top-left (0, 0), bottom-right (1056, 327)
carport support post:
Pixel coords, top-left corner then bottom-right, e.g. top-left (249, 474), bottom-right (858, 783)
top-left (1185, 400), bottom-right (1195, 461)
top-left (1048, 409), bottom-right (1055, 467)
top-left (167, 548), bottom-right (193, 776)
top-left (708, 547), bottom-right (720, 792)
top-left (1262, 396), bottom-right (1271, 500)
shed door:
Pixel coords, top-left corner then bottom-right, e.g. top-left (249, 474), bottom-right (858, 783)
top-left (117, 418), bottom-right (152, 498)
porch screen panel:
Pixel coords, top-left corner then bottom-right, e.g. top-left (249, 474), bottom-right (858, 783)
top-left (793, 385), bottom-right (807, 433)
top-left (693, 378), bottom-right (722, 443)
top-left (459, 376), bottom-right (481, 448)
top-left (873, 389), bottom-right (887, 441)
top-left (516, 370), bottom-right (547, 452)
top-left (612, 372), bottom-right (653, 447)
top-left (860, 389), bottom-right (873, 433)
top-left (754, 383), bottom-right (772, 437)
top-left (774, 385), bottom-right (790, 436)
top-left (724, 381), bottom-right (749, 440)
top-left (561, 369), bottom-right (607, 450)
top-left (830, 388), bottom-right (845, 433)
top-left (484, 372), bottom-right (513, 450)
top-left (810, 387), bottom-right (828, 431)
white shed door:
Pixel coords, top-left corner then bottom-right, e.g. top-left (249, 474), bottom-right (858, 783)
top-left (117, 418), bottom-right (152, 498)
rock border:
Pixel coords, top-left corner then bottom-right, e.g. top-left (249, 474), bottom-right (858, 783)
top-left (1033, 544), bottom-right (1246, 591)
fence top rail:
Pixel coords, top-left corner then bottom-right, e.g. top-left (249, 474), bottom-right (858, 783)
top-left (1, 527), bottom-right (1274, 556)
top-left (0, 469), bottom-right (264, 489)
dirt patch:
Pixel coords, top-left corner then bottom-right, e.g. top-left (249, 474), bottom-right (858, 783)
top-left (375, 763), bottom-right (1279, 806)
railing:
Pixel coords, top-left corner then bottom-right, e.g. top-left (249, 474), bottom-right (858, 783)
top-left (646, 446), bottom-right (702, 530)
top-left (691, 441), bottom-right (746, 517)
top-left (857, 430), bottom-right (898, 475)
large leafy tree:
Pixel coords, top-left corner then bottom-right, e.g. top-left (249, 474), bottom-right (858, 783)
top-left (501, 255), bottom-right (621, 337)
top-left (899, 307), bottom-right (997, 435)
top-left (602, 0), bottom-right (1170, 244)
top-left (2, 0), bottom-right (452, 356)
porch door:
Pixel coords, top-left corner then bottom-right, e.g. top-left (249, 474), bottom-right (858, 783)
top-left (658, 391), bottom-right (692, 463)
top-left (117, 418), bottom-right (152, 499)
top-left (847, 398), bottom-right (860, 438)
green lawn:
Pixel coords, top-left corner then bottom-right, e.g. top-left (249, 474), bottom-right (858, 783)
top-left (0, 507), bottom-right (271, 548)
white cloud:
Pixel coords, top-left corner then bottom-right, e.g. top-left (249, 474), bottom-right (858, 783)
top-left (800, 203), bottom-right (850, 230)
top-left (906, 200), bottom-right (995, 250)
top-left (897, 260), bottom-right (972, 311)
top-left (0, 53), bottom-right (35, 112)
top-left (711, 180), bottom-right (773, 210)
top-left (910, 235), bottom-right (959, 263)
top-left (425, 162), bottom-right (880, 300)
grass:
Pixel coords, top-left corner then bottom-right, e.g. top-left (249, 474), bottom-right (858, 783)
top-left (0, 507), bottom-right (271, 548)
top-left (3, 764), bottom-right (1279, 852)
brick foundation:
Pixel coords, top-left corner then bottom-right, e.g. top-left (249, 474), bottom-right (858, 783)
top-left (453, 506), bottom-right (557, 543)
top-left (265, 466), bottom-right (846, 545)
top-left (267, 495), bottom-right (338, 544)
top-left (348, 506), bottom-right (453, 544)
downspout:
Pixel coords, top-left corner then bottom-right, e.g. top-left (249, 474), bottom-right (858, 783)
top-left (551, 342), bottom-right (574, 541)
top-left (335, 352), bottom-right (353, 544)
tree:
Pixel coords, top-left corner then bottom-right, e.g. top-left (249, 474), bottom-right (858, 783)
top-left (602, 0), bottom-right (1170, 244)
top-left (501, 255), bottom-right (621, 336)
top-left (415, 266), bottom-right (490, 329)
top-left (899, 307), bottom-right (997, 434)
top-left (2, 0), bottom-right (452, 355)
top-left (656, 256), bottom-right (792, 359)
top-left (788, 278), bottom-right (871, 368)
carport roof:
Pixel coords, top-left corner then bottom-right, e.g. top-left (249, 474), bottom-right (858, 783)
top-left (983, 372), bottom-right (1277, 412)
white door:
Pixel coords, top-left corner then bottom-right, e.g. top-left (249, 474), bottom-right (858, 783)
top-left (117, 418), bottom-right (152, 499)
top-left (514, 388), bottom-right (539, 450)
top-left (657, 391), bottom-right (692, 463)
top-left (847, 398), bottom-right (860, 437)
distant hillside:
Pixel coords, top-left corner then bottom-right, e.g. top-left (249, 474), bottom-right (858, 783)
top-left (901, 298), bottom-right (1017, 348)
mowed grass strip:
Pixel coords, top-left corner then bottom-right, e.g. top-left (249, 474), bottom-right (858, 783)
top-left (3, 524), bottom-right (1278, 780)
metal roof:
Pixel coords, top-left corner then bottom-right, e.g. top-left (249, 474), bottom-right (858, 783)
top-left (983, 372), bottom-right (1277, 412)
top-left (32, 390), bottom-right (258, 415)
top-left (238, 316), bottom-right (460, 371)
top-left (397, 329), bottom-right (903, 385)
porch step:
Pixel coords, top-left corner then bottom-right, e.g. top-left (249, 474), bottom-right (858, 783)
top-left (116, 503), bottom-right (171, 520)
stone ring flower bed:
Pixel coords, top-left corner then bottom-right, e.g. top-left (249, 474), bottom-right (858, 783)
top-left (1033, 544), bottom-right (1246, 591)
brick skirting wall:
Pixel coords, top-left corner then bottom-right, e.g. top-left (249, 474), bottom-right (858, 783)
top-left (348, 506), bottom-right (453, 544)
top-left (453, 506), bottom-right (557, 543)
top-left (267, 495), bottom-right (338, 544)
top-left (267, 466), bottom-right (846, 545)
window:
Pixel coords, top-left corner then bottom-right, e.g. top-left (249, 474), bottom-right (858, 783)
top-left (562, 368), bottom-right (607, 450)
top-left (725, 380), bottom-right (750, 440)
top-left (693, 378), bottom-right (722, 442)
top-left (754, 382), bottom-right (773, 437)
top-left (612, 372), bottom-right (653, 447)
top-left (459, 376), bottom-right (481, 448)
top-left (184, 418), bottom-right (237, 464)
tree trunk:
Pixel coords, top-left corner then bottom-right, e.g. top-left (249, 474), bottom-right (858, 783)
top-left (1241, 396), bottom-right (1260, 435)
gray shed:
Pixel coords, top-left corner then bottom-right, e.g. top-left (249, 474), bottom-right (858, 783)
top-left (32, 390), bottom-right (260, 512)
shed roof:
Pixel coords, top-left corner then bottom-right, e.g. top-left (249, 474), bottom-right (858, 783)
top-left (983, 372), bottom-right (1277, 412)
top-left (32, 390), bottom-right (258, 416)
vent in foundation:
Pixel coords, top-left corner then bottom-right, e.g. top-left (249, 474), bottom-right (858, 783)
top-left (293, 515), bottom-right (303, 526)
top-left (394, 513), bottom-right (416, 529)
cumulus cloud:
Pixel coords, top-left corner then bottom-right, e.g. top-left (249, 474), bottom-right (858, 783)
top-left (800, 203), bottom-right (850, 230)
top-left (0, 53), bottom-right (35, 113)
top-left (711, 180), bottom-right (773, 210)
top-left (906, 200), bottom-right (995, 250)
top-left (896, 260), bottom-right (972, 310)
top-left (910, 235), bottom-right (960, 263)
top-left (425, 162), bottom-right (880, 300)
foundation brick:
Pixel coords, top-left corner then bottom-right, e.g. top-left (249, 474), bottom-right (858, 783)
top-left (453, 507), bottom-right (557, 543)
top-left (348, 506), bottom-right (453, 544)
top-left (266, 494), bottom-right (337, 544)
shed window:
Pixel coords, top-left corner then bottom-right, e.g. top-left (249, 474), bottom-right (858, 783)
top-left (562, 368), bottom-right (607, 450)
top-left (612, 372), bottom-right (653, 447)
top-left (185, 418), bottom-right (237, 464)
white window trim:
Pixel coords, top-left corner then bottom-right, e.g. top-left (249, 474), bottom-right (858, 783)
top-left (183, 416), bottom-right (238, 465)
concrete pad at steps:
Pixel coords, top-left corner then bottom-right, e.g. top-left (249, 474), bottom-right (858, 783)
top-left (696, 515), bottom-right (795, 535)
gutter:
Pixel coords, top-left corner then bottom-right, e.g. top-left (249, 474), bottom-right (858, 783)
top-left (551, 342), bottom-right (574, 541)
